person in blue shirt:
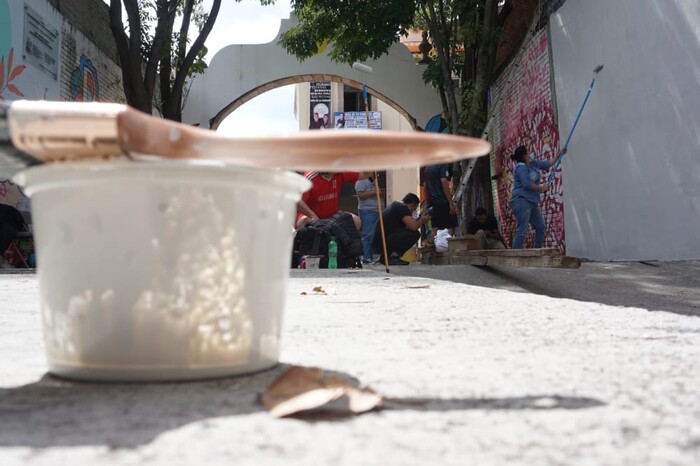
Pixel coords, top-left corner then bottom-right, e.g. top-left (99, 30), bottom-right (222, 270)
top-left (355, 172), bottom-right (382, 264)
top-left (509, 145), bottom-right (563, 249)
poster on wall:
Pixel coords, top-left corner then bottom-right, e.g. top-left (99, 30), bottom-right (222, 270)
top-left (309, 81), bottom-right (331, 129)
top-left (24, 6), bottom-right (59, 80)
top-left (488, 28), bottom-right (564, 251)
top-left (333, 111), bottom-right (382, 130)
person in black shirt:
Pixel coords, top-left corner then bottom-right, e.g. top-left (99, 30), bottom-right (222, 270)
top-left (467, 207), bottom-right (505, 250)
top-left (373, 193), bottom-right (430, 265)
top-left (424, 164), bottom-right (458, 241)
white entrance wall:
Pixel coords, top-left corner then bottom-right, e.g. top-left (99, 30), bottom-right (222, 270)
top-left (182, 18), bottom-right (437, 207)
top-left (550, 0), bottom-right (700, 260)
top-left (182, 19), bottom-right (442, 132)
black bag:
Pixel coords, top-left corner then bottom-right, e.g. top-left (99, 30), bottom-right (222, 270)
top-left (292, 212), bottom-right (363, 268)
top-left (0, 204), bottom-right (27, 256)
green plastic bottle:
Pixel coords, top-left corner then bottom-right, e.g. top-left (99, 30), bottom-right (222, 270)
top-left (328, 236), bottom-right (338, 269)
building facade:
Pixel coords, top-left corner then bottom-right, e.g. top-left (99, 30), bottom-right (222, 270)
top-left (0, 0), bottom-right (124, 210)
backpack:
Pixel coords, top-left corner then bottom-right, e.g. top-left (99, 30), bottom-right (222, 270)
top-left (292, 212), bottom-right (363, 268)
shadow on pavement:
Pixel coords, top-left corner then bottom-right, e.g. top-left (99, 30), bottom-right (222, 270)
top-left (0, 365), bottom-right (605, 448)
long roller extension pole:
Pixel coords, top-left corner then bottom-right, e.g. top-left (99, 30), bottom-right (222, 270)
top-left (353, 61), bottom-right (390, 273)
top-left (547, 64), bottom-right (604, 184)
top-left (363, 85), bottom-right (390, 273)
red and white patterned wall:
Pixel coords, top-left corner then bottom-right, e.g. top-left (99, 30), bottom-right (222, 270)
top-left (488, 28), bottom-right (565, 251)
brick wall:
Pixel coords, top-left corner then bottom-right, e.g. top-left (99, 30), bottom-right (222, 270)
top-left (59, 21), bottom-right (125, 103)
top-left (488, 28), bottom-right (564, 251)
top-left (49, 0), bottom-right (118, 62)
top-left (43, 0), bottom-right (125, 103)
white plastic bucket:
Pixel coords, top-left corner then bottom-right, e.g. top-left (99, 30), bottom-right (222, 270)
top-left (15, 161), bottom-right (310, 381)
top-left (304, 255), bottom-right (322, 270)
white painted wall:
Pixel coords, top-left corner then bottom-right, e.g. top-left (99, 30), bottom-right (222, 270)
top-left (550, 0), bottom-right (700, 260)
top-left (184, 17), bottom-right (438, 205)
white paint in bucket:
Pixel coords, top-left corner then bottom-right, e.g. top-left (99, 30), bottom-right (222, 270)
top-left (15, 161), bottom-right (310, 382)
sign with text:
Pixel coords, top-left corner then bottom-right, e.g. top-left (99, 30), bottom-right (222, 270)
top-left (309, 81), bottom-right (331, 129)
top-left (334, 111), bottom-right (382, 130)
top-left (23, 6), bottom-right (59, 79)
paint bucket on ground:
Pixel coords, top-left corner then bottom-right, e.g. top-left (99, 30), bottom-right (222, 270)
top-left (15, 161), bottom-right (310, 382)
top-left (303, 255), bottom-right (322, 270)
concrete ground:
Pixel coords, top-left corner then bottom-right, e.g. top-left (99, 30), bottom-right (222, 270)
top-left (1, 261), bottom-right (699, 465)
top-left (376, 260), bottom-right (700, 317)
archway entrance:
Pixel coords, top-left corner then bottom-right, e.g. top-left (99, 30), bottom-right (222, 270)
top-left (182, 19), bottom-right (442, 131)
top-left (208, 75), bottom-right (417, 131)
top-left (182, 18), bottom-right (444, 210)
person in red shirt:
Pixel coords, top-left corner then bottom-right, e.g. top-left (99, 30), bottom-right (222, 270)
top-left (296, 171), bottom-right (361, 230)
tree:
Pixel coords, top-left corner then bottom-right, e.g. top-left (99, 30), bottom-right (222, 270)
top-left (278, 1), bottom-right (416, 65)
top-left (108, 0), bottom-right (274, 121)
top-left (282, 1), bottom-right (506, 134)
top-left (417, 0), bottom-right (502, 220)
top-left (282, 0), bottom-right (511, 219)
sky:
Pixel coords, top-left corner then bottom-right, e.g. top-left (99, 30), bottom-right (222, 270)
top-left (201, 0), bottom-right (297, 136)
top-left (107, 0), bottom-right (296, 136)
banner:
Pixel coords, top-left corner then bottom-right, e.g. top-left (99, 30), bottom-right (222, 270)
top-left (333, 111), bottom-right (382, 130)
top-left (309, 81), bottom-right (331, 129)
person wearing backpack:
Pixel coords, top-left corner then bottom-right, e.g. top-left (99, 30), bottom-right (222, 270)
top-left (295, 171), bottom-right (361, 230)
top-left (292, 212), bottom-right (363, 269)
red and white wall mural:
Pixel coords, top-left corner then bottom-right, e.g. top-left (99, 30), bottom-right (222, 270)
top-left (488, 28), bottom-right (564, 251)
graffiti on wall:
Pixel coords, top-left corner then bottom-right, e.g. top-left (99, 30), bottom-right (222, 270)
top-left (0, 4), bottom-right (28, 202)
top-left (0, 48), bottom-right (25, 100)
top-left (0, 48), bottom-right (26, 99)
top-left (70, 54), bottom-right (99, 101)
top-left (489, 28), bottom-right (565, 251)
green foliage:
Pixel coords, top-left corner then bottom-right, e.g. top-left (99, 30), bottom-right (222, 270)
top-left (280, 0), bottom-right (416, 64)
top-left (189, 45), bottom-right (209, 75)
top-left (459, 82), bottom-right (487, 136)
top-left (137, 0), bottom-right (156, 58)
top-left (421, 52), bottom-right (464, 89)
top-left (114, 0), bottom-right (275, 118)
top-left (134, 0), bottom-right (209, 75)
top-left (282, 0), bottom-right (498, 138)
top-left (421, 56), bottom-right (442, 89)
